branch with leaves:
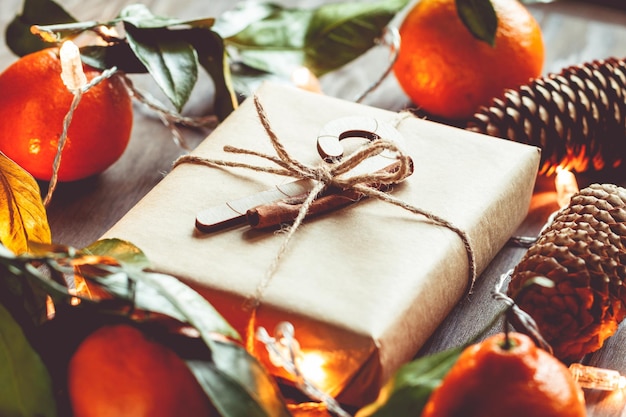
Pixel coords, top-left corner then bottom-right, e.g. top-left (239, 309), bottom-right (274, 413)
top-left (7, 0), bottom-right (410, 122)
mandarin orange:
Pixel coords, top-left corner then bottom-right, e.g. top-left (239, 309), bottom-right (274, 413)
top-left (67, 324), bottom-right (214, 417)
top-left (394, 0), bottom-right (544, 120)
top-left (421, 332), bottom-right (586, 417)
top-left (0, 48), bottom-right (132, 181)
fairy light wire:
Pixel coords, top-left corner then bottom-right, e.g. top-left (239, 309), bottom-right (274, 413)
top-left (256, 322), bottom-right (351, 417)
top-left (44, 59), bottom-right (119, 206)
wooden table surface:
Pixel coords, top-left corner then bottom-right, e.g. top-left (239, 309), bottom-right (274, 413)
top-left (2, 0), bottom-right (626, 415)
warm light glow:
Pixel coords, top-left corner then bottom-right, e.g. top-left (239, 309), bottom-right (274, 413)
top-left (60, 40), bottom-right (87, 91)
top-left (46, 296), bottom-right (55, 319)
top-left (291, 66), bottom-right (322, 93)
top-left (555, 166), bottom-right (579, 208)
top-left (570, 363), bottom-right (626, 391)
top-left (299, 351), bottom-right (328, 386)
top-left (96, 25), bottom-right (119, 41)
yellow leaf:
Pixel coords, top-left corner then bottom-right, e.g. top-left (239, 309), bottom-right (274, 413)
top-left (0, 152), bottom-right (51, 254)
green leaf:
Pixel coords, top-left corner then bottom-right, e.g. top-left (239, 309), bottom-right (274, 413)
top-left (455, 0), bottom-right (498, 46)
top-left (118, 3), bottom-right (214, 30)
top-left (0, 302), bottom-right (56, 417)
top-left (356, 346), bottom-right (463, 417)
top-left (188, 342), bottom-right (291, 417)
top-left (213, 2), bottom-right (280, 38)
top-left (225, 5), bottom-right (311, 76)
top-left (5, 0), bottom-right (77, 56)
top-left (80, 43), bottom-right (149, 74)
top-left (303, 0), bottom-right (409, 75)
top-left (0, 245), bottom-right (49, 328)
top-left (124, 23), bottom-right (199, 113)
top-left (84, 238), bottom-right (151, 271)
top-left (226, 0), bottom-right (408, 76)
top-left (129, 271), bottom-right (240, 342)
top-left (181, 28), bottom-right (237, 121)
top-left (0, 153), bottom-right (51, 255)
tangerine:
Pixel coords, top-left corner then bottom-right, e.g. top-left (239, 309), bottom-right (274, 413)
top-left (67, 324), bottom-right (214, 417)
top-left (421, 332), bottom-right (586, 417)
top-left (394, 0), bottom-right (545, 120)
top-left (0, 48), bottom-right (133, 181)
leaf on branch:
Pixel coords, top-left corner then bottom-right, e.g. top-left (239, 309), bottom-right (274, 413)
top-left (304, 0), bottom-right (409, 75)
top-left (5, 0), bottom-right (77, 56)
top-left (84, 238), bottom-right (151, 271)
top-left (455, 0), bottom-right (498, 46)
top-left (124, 23), bottom-right (199, 113)
top-left (357, 346), bottom-right (463, 417)
top-left (225, 0), bottom-right (408, 77)
top-left (118, 3), bottom-right (214, 30)
top-left (180, 28), bottom-right (237, 121)
top-left (188, 341), bottom-right (291, 417)
top-left (0, 153), bottom-right (51, 255)
top-left (0, 302), bottom-right (57, 417)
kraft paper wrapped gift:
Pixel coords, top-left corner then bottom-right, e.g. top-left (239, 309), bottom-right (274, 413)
top-left (103, 83), bottom-right (540, 405)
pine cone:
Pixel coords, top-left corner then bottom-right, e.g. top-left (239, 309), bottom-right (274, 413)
top-left (508, 183), bottom-right (626, 362)
top-left (466, 58), bottom-right (626, 175)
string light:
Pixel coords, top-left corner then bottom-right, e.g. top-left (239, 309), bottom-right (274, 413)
top-left (555, 166), bottom-right (579, 208)
top-left (44, 40), bottom-right (118, 206)
top-left (290, 66), bottom-right (322, 94)
top-left (570, 363), bottom-right (626, 391)
top-left (60, 41), bottom-right (87, 92)
top-left (257, 322), bottom-right (350, 417)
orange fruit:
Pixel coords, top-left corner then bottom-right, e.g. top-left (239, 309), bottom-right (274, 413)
top-left (0, 48), bottom-right (133, 181)
top-left (67, 324), bottom-right (214, 417)
top-left (421, 332), bottom-right (586, 417)
top-left (394, 0), bottom-right (544, 120)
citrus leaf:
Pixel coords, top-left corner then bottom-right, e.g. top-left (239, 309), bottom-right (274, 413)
top-left (356, 345), bottom-right (463, 417)
top-left (0, 302), bottom-right (56, 417)
top-left (181, 28), bottom-right (237, 121)
top-left (188, 342), bottom-right (291, 417)
top-left (132, 271), bottom-right (240, 341)
top-left (5, 0), bottom-right (77, 56)
top-left (226, 0), bottom-right (408, 76)
top-left (225, 5), bottom-right (311, 76)
top-left (0, 153), bottom-right (51, 255)
top-left (213, 2), bottom-right (280, 38)
top-left (118, 3), bottom-right (214, 30)
top-left (84, 238), bottom-right (151, 271)
top-left (455, 0), bottom-right (497, 46)
top-left (303, 0), bottom-right (409, 75)
top-left (0, 244), bottom-right (49, 329)
top-left (80, 43), bottom-right (149, 74)
top-left (124, 23), bottom-right (198, 113)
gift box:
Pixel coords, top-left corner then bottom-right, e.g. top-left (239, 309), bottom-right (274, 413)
top-left (103, 83), bottom-right (540, 406)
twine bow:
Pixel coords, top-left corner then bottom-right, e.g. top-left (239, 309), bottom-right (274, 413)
top-left (174, 95), bottom-right (477, 311)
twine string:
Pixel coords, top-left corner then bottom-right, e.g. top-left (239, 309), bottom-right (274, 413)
top-left (174, 95), bottom-right (477, 312)
top-left (44, 66), bottom-right (119, 207)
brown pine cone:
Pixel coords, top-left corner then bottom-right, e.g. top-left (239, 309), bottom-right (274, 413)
top-left (467, 57), bottom-right (626, 175)
top-left (508, 183), bottom-right (626, 362)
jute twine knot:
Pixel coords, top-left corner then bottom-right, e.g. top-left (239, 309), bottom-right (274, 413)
top-left (174, 95), bottom-right (477, 314)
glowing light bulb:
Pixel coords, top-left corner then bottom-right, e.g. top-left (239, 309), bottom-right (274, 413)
top-left (570, 363), bottom-right (626, 391)
top-left (60, 40), bottom-right (87, 92)
top-left (291, 66), bottom-right (322, 93)
top-left (555, 166), bottom-right (579, 208)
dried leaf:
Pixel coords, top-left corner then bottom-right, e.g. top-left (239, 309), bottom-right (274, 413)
top-left (0, 153), bottom-right (51, 254)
